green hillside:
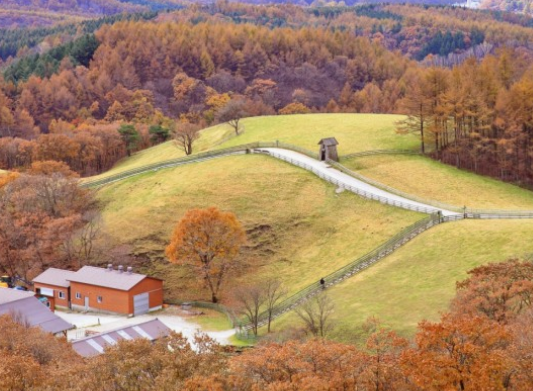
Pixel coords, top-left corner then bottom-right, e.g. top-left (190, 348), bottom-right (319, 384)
top-left (206, 114), bottom-right (417, 153)
top-left (86, 114), bottom-right (416, 181)
top-left (97, 154), bottom-right (422, 302)
top-left (272, 219), bottom-right (533, 338)
top-left (342, 154), bottom-right (533, 210)
top-left (93, 113), bottom-right (533, 338)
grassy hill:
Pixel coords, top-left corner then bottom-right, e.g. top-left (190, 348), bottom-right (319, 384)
top-left (97, 154), bottom-right (422, 302)
top-left (206, 114), bottom-right (418, 153)
top-left (93, 113), bottom-right (533, 337)
top-left (272, 219), bottom-right (533, 339)
top-left (342, 154), bottom-right (533, 210)
top-left (86, 114), bottom-right (417, 181)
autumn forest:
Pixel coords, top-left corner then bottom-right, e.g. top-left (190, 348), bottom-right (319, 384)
top-left (2, 1), bottom-right (533, 390)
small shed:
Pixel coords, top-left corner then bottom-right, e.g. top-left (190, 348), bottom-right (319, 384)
top-left (318, 138), bottom-right (339, 162)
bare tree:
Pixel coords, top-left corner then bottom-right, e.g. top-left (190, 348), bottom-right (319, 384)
top-left (172, 121), bottom-right (201, 155)
top-left (215, 98), bottom-right (250, 135)
top-left (263, 278), bottom-right (287, 333)
top-left (235, 285), bottom-right (266, 336)
top-left (295, 293), bottom-right (335, 338)
top-left (63, 210), bottom-right (107, 268)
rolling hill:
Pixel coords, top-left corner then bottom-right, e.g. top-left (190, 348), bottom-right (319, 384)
top-left (97, 153), bottom-right (423, 302)
top-left (91, 113), bottom-right (533, 338)
top-left (85, 114), bottom-right (419, 181)
top-left (272, 219), bottom-right (533, 338)
top-left (341, 154), bottom-right (533, 210)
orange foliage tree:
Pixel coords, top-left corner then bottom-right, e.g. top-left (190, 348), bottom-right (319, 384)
top-left (165, 207), bottom-right (246, 303)
top-left (401, 314), bottom-right (512, 390)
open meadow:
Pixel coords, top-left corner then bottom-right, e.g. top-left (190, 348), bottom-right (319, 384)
top-left (94, 113), bottom-right (533, 337)
top-left (271, 219), bottom-right (533, 339)
top-left (86, 114), bottom-right (417, 181)
top-left (342, 154), bottom-right (533, 210)
top-left (96, 154), bottom-right (422, 303)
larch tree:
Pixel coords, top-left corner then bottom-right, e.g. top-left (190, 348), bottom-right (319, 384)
top-left (397, 70), bottom-right (430, 154)
top-left (165, 207), bottom-right (246, 303)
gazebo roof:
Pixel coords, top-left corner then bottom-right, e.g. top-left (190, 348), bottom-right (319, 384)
top-left (318, 137), bottom-right (339, 146)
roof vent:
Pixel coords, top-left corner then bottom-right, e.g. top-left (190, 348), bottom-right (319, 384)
top-left (118, 265), bottom-right (124, 274)
top-left (127, 267), bottom-right (133, 275)
top-left (107, 264), bottom-right (113, 271)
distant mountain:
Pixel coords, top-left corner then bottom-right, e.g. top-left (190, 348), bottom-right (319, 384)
top-left (480, 0), bottom-right (532, 14)
top-left (0, 0), bottom-right (183, 28)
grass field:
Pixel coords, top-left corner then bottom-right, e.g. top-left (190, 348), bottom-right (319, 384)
top-left (271, 219), bottom-right (533, 339)
top-left (86, 114), bottom-right (415, 181)
top-left (206, 114), bottom-right (417, 153)
top-left (97, 154), bottom-right (422, 302)
top-left (187, 308), bottom-right (232, 332)
top-left (342, 154), bottom-right (533, 210)
top-left (92, 113), bottom-right (533, 339)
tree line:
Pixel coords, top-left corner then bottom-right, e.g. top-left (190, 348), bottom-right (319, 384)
top-left (0, 12), bottom-right (157, 64)
top-left (399, 50), bottom-right (533, 184)
top-left (0, 162), bottom-right (103, 281)
top-left (1, 4), bottom-right (533, 183)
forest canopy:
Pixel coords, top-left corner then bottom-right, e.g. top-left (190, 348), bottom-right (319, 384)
top-left (1, 4), bottom-right (533, 183)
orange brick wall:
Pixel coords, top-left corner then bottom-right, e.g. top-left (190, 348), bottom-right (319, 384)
top-left (70, 282), bottom-right (131, 315)
top-left (34, 282), bottom-right (70, 310)
top-left (128, 277), bottom-right (164, 313)
top-left (70, 277), bottom-right (163, 315)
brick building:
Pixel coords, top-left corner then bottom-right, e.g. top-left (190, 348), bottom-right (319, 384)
top-left (33, 265), bottom-right (163, 316)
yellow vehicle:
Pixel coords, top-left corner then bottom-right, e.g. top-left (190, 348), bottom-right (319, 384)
top-left (0, 275), bottom-right (12, 288)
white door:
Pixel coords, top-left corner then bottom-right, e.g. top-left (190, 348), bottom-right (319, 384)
top-left (84, 296), bottom-right (89, 311)
top-left (133, 293), bottom-right (149, 316)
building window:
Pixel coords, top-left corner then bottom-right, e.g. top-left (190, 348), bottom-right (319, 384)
top-left (58, 291), bottom-right (65, 299)
top-left (76, 292), bottom-right (81, 299)
top-left (97, 296), bottom-right (103, 303)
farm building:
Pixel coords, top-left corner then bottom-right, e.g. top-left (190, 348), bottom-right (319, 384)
top-left (33, 265), bottom-right (164, 316)
top-left (318, 137), bottom-right (339, 162)
top-left (0, 289), bottom-right (73, 335)
top-left (33, 268), bottom-right (75, 310)
top-left (71, 318), bottom-right (171, 357)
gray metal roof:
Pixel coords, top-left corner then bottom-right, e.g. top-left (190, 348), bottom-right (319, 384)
top-left (32, 268), bottom-right (76, 288)
top-left (71, 318), bottom-right (171, 357)
top-left (0, 289), bottom-right (73, 334)
top-left (0, 289), bottom-right (34, 305)
top-left (66, 266), bottom-right (148, 291)
top-left (318, 137), bottom-right (339, 146)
